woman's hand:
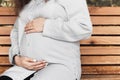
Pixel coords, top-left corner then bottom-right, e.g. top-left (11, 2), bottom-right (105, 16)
top-left (14, 55), bottom-right (47, 71)
top-left (25, 18), bottom-right (46, 34)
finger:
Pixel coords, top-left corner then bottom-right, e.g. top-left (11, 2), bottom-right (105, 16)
top-left (32, 59), bottom-right (37, 62)
top-left (31, 61), bottom-right (46, 66)
top-left (25, 57), bottom-right (36, 62)
top-left (35, 60), bottom-right (47, 64)
top-left (33, 67), bottom-right (43, 71)
top-left (24, 58), bottom-right (47, 65)
top-left (25, 26), bottom-right (33, 30)
top-left (25, 26), bottom-right (34, 32)
top-left (26, 62), bottom-right (44, 70)
top-left (25, 29), bottom-right (38, 34)
top-left (31, 61), bottom-right (47, 68)
top-left (25, 23), bottom-right (31, 29)
top-left (33, 64), bottom-right (46, 71)
top-left (25, 22), bottom-right (33, 31)
top-left (24, 60), bottom-right (47, 70)
top-left (41, 60), bottom-right (47, 63)
top-left (35, 63), bottom-right (46, 68)
top-left (29, 21), bottom-right (34, 28)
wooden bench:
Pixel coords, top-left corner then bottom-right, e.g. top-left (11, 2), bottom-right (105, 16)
top-left (0, 7), bottom-right (120, 79)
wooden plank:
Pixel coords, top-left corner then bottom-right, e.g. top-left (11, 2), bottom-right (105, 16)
top-left (0, 56), bottom-right (10, 65)
top-left (0, 66), bottom-right (11, 74)
top-left (1, 26), bottom-right (120, 36)
top-left (1, 15), bottom-right (120, 25)
top-left (3, 35), bottom-right (120, 45)
top-left (93, 26), bottom-right (120, 35)
top-left (89, 7), bottom-right (120, 15)
top-left (1, 68), bottom-right (120, 80)
top-left (1, 66), bottom-right (120, 79)
top-left (82, 75), bottom-right (120, 80)
top-left (1, 7), bottom-right (120, 16)
top-left (0, 46), bottom-right (9, 55)
top-left (0, 36), bottom-right (10, 45)
top-left (2, 55), bottom-right (120, 65)
top-left (81, 46), bottom-right (120, 55)
top-left (1, 65), bottom-right (120, 75)
top-left (82, 56), bottom-right (120, 65)
top-left (1, 16), bottom-right (120, 25)
top-left (80, 36), bottom-right (120, 45)
top-left (2, 56), bottom-right (120, 75)
top-left (1, 46), bottom-right (120, 56)
top-left (1, 7), bottom-right (120, 25)
top-left (0, 26), bottom-right (12, 35)
top-left (0, 16), bottom-right (16, 24)
top-left (0, 7), bottom-right (15, 15)
top-left (82, 66), bottom-right (120, 75)
top-left (91, 16), bottom-right (120, 25)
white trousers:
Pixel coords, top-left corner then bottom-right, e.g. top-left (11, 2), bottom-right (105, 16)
top-left (1, 63), bottom-right (75, 80)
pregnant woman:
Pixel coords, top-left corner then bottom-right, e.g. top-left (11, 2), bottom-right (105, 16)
top-left (0, 0), bottom-right (92, 80)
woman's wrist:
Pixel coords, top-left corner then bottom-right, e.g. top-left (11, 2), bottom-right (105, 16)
top-left (14, 55), bottom-right (21, 66)
top-left (12, 54), bottom-right (17, 64)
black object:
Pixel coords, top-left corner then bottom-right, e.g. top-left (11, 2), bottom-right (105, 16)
top-left (0, 76), bottom-right (13, 80)
top-left (24, 73), bottom-right (34, 80)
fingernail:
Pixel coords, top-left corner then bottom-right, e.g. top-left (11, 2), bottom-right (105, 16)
top-left (33, 59), bottom-right (37, 62)
top-left (45, 63), bottom-right (48, 65)
top-left (44, 63), bottom-right (48, 67)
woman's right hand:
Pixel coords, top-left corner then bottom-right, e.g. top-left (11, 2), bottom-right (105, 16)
top-left (14, 55), bottom-right (47, 71)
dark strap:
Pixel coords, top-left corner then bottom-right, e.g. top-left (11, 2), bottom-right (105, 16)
top-left (0, 76), bottom-right (13, 80)
top-left (24, 73), bottom-right (34, 80)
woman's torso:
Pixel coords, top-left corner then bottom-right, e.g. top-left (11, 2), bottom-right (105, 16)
top-left (19, 0), bottom-right (80, 62)
top-left (17, 0), bottom-right (81, 79)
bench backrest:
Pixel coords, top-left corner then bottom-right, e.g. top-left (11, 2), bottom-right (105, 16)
top-left (0, 7), bottom-right (120, 79)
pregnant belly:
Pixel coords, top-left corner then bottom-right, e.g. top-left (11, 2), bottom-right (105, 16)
top-left (20, 33), bottom-right (45, 61)
top-left (20, 33), bottom-right (80, 62)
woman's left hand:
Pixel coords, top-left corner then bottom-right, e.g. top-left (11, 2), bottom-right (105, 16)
top-left (25, 18), bottom-right (46, 34)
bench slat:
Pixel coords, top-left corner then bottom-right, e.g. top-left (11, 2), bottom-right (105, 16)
top-left (82, 75), bottom-right (120, 80)
top-left (1, 46), bottom-right (120, 56)
top-left (0, 7), bottom-right (15, 15)
top-left (1, 66), bottom-right (120, 75)
top-left (91, 16), bottom-right (120, 25)
top-left (89, 7), bottom-right (120, 15)
top-left (0, 56), bottom-right (10, 65)
top-left (82, 66), bottom-right (120, 75)
top-left (0, 47), bottom-right (9, 55)
top-left (1, 16), bottom-right (120, 25)
top-left (0, 36), bottom-right (10, 45)
top-left (3, 36), bottom-right (120, 45)
top-left (0, 26), bottom-right (12, 35)
top-left (0, 16), bottom-right (16, 24)
top-left (1, 7), bottom-right (120, 16)
top-left (2, 56), bottom-right (120, 75)
top-left (80, 36), bottom-right (120, 45)
top-left (81, 46), bottom-right (120, 55)
top-left (93, 26), bottom-right (120, 35)
top-left (1, 26), bottom-right (120, 36)
top-left (82, 56), bottom-right (120, 65)
top-left (2, 56), bottom-right (120, 65)
top-left (0, 66), bottom-right (11, 74)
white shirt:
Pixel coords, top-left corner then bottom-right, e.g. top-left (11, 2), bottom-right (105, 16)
top-left (9, 0), bottom-right (92, 80)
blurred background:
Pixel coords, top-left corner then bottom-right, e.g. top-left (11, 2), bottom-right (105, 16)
top-left (0, 0), bottom-right (120, 7)
top-left (87, 0), bottom-right (120, 6)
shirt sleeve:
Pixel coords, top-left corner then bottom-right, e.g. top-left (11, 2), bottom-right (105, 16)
top-left (8, 17), bottom-right (20, 65)
top-left (42, 0), bottom-right (92, 42)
